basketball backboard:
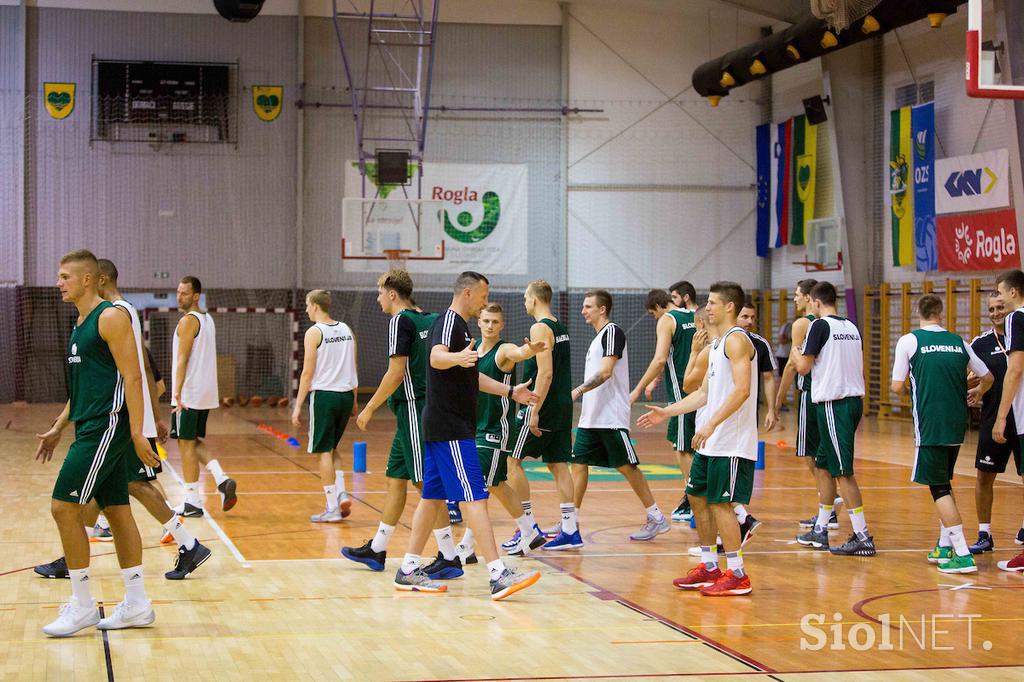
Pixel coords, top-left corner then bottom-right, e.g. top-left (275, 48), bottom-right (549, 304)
top-left (966, 0), bottom-right (1024, 99)
top-left (797, 216), bottom-right (843, 272)
top-left (341, 198), bottom-right (446, 262)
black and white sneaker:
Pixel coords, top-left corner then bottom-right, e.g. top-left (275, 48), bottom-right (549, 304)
top-left (799, 511), bottom-right (839, 529)
top-left (422, 552), bottom-right (464, 580)
top-left (218, 478), bottom-right (238, 511)
top-left (1015, 527), bottom-right (1024, 546)
top-left (830, 533), bottom-right (876, 557)
top-left (739, 514), bottom-right (762, 547)
top-left (34, 556), bottom-right (69, 579)
top-left (796, 528), bottom-right (829, 550)
top-left (341, 540), bottom-right (386, 571)
top-left (173, 502), bottom-right (204, 518)
top-left (165, 541), bottom-right (212, 580)
top-left (969, 531), bottom-right (994, 554)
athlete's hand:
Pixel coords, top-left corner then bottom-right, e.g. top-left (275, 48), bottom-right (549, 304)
top-left (764, 409), bottom-right (778, 431)
top-left (967, 373), bottom-right (981, 390)
top-left (637, 405), bottom-right (669, 429)
top-left (691, 329), bottom-right (709, 353)
top-left (356, 405), bottom-right (375, 431)
top-left (645, 376), bottom-right (661, 401)
top-left (172, 395), bottom-right (187, 415)
top-left (156, 419), bottom-right (169, 443)
top-left (35, 427), bottom-right (62, 463)
top-left (691, 423), bottom-right (715, 452)
top-left (992, 417), bottom-right (1008, 443)
top-left (455, 339), bottom-right (479, 368)
top-left (629, 387), bottom-right (641, 405)
top-left (529, 409), bottom-right (542, 437)
top-left (133, 433), bottom-right (159, 468)
top-left (524, 337), bottom-right (548, 356)
top-left (967, 385), bottom-right (984, 407)
top-left (291, 407), bottom-right (302, 427)
top-left (511, 381), bottom-right (538, 406)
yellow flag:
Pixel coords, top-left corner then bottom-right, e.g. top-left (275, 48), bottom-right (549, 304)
top-left (252, 85), bottom-right (283, 122)
top-left (44, 83), bottom-right (75, 120)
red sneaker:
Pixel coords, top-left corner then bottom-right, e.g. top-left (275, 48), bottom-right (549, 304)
top-left (672, 564), bottom-right (722, 590)
top-left (700, 570), bottom-right (752, 596)
top-left (998, 551), bottom-right (1024, 573)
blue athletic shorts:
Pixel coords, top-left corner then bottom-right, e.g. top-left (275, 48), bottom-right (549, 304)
top-left (423, 439), bottom-right (490, 503)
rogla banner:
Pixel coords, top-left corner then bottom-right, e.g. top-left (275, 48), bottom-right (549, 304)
top-left (936, 208), bottom-right (1020, 271)
top-left (936, 148), bottom-right (1009, 215)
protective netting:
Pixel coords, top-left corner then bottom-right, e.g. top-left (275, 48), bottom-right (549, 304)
top-left (810, 0), bottom-right (885, 31)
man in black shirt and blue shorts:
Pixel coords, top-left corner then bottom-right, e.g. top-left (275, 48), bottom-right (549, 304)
top-left (392, 272), bottom-right (544, 600)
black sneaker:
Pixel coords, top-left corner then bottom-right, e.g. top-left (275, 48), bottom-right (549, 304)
top-left (799, 511), bottom-right (839, 529)
top-left (796, 528), bottom-right (829, 550)
top-left (422, 551), bottom-right (464, 580)
top-left (341, 540), bottom-right (386, 571)
top-left (739, 514), bottom-right (762, 547)
top-left (34, 556), bottom-right (69, 579)
top-left (175, 502), bottom-right (205, 518)
top-left (218, 478), bottom-right (238, 512)
top-left (830, 533), bottom-right (876, 557)
top-left (164, 541), bottom-right (212, 580)
top-left (969, 531), bottom-right (994, 554)
top-left (1016, 527), bottom-right (1024, 546)
top-left (671, 496), bottom-right (692, 522)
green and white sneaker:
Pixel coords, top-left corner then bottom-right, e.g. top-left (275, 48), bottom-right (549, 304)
top-left (937, 553), bottom-right (977, 574)
top-left (927, 545), bottom-right (953, 564)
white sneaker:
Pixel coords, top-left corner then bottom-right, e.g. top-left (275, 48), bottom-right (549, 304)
top-left (337, 491), bottom-right (352, 518)
top-left (687, 545), bottom-right (702, 557)
top-left (310, 508), bottom-right (343, 523)
top-left (43, 599), bottom-right (100, 637)
top-left (456, 542), bottom-right (478, 564)
top-left (97, 599), bottom-right (155, 631)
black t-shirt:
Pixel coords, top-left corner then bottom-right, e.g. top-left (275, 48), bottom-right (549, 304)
top-left (971, 329), bottom-right (1014, 428)
top-left (747, 332), bottom-right (778, 374)
top-left (423, 309), bottom-right (479, 442)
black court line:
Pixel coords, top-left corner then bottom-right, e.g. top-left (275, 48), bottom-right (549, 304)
top-left (98, 605), bottom-right (115, 682)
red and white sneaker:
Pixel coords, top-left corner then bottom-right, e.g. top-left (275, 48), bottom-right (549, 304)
top-left (700, 570), bottom-right (752, 596)
top-left (997, 551), bottom-right (1024, 573)
top-left (160, 516), bottom-right (184, 545)
top-left (672, 564), bottom-right (722, 590)
top-left (338, 492), bottom-right (352, 519)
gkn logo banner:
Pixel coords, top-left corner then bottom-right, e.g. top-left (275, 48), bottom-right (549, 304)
top-left (936, 149), bottom-right (1009, 215)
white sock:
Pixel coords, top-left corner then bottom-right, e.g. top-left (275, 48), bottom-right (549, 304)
top-left (185, 483), bottom-right (203, 508)
top-left (370, 522), bottom-right (395, 553)
top-left (725, 550), bottom-right (745, 578)
top-left (69, 567), bottom-right (94, 608)
top-left (434, 526), bottom-right (457, 561)
top-left (206, 459), bottom-right (228, 487)
top-left (334, 470), bottom-right (346, 494)
top-left (814, 504), bottom-right (833, 532)
top-left (979, 522), bottom-right (991, 534)
top-left (163, 516), bottom-right (196, 551)
top-left (400, 554), bottom-right (420, 575)
top-left (515, 514), bottom-right (533, 538)
top-left (122, 565), bottom-right (147, 604)
top-left (560, 503), bottom-right (578, 534)
top-left (460, 528), bottom-right (475, 549)
top-left (849, 506), bottom-right (868, 537)
top-left (487, 558), bottom-right (506, 580)
top-left (95, 515), bottom-right (110, 530)
top-left (948, 524), bottom-right (970, 557)
top-left (521, 500), bottom-right (536, 526)
top-left (646, 503), bottom-right (665, 523)
top-left (938, 523), bottom-right (952, 547)
top-left (324, 485), bottom-right (338, 511)
top-left (733, 504), bottom-right (748, 524)
top-left (700, 546), bottom-right (717, 571)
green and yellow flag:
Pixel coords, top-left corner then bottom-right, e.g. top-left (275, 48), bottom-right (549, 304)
top-left (890, 106), bottom-right (914, 266)
top-left (44, 82), bottom-right (75, 120)
top-left (790, 114), bottom-right (817, 245)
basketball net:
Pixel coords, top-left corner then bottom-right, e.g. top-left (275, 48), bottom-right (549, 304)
top-left (383, 249), bottom-right (411, 272)
top-left (810, 0), bottom-right (883, 31)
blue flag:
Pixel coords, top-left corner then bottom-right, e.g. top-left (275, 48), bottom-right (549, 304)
top-left (756, 124), bottom-right (771, 257)
top-left (911, 102), bottom-right (936, 271)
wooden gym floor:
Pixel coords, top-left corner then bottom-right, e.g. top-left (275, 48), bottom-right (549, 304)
top-left (1, 401), bottom-right (1023, 681)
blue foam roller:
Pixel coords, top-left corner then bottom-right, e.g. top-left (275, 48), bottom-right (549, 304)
top-left (755, 440), bottom-right (766, 470)
top-left (689, 515), bottom-right (696, 529)
top-left (287, 437), bottom-right (300, 447)
top-left (354, 441), bottom-right (368, 473)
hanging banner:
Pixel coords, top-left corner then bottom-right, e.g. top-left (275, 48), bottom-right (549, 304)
top-left (890, 106), bottom-right (915, 267)
top-left (344, 162), bottom-right (528, 274)
top-left (770, 119), bottom-right (793, 248)
top-left (755, 123), bottom-right (771, 257)
top-left (790, 114), bottom-right (817, 246)
top-left (43, 82), bottom-right (75, 119)
top-left (936, 208), bottom-right (1020, 271)
top-left (936, 148), bottom-right (1010, 215)
top-left (911, 102), bottom-right (936, 271)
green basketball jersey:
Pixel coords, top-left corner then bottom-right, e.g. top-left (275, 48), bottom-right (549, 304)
top-left (520, 318), bottom-right (572, 430)
top-left (476, 340), bottom-right (517, 449)
top-left (908, 328), bottom-right (970, 446)
top-left (664, 308), bottom-right (696, 401)
top-left (387, 309), bottom-right (438, 408)
top-left (67, 301), bottom-right (125, 423)
top-left (796, 314), bottom-right (815, 392)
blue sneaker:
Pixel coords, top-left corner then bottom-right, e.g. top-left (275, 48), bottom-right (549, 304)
top-left (341, 540), bottom-right (386, 571)
top-left (447, 500), bottom-right (463, 525)
top-left (542, 529), bottom-right (583, 551)
top-left (502, 524), bottom-right (543, 553)
top-left (422, 552), bottom-right (464, 580)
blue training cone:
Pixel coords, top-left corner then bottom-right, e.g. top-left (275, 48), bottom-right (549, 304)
top-left (755, 440), bottom-right (766, 470)
top-left (286, 437), bottom-right (300, 447)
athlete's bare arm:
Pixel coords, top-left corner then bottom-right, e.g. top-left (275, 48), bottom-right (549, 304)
top-left (994, 351), bottom-right (1024, 444)
top-left (35, 401), bottom-right (70, 462)
top-left (479, 372), bottom-right (538, 404)
top-left (630, 313), bottom-right (675, 404)
top-left (292, 326), bottom-right (323, 426)
top-left (431, 339), bottom-right (478, 370)
top-left (356, 355), bottom-right (407, 430)
top-left (572, 355), bottom-right (617, 401)
top-left (774, 316), bottom-right (810, 411)
top-left (495, 337), bottom-right (548, 373)
top-left (173, 314), bottom-right (200, 412)
top-left (683, 343), bottom-right (710, 394)
top-left (638, 361), bottom-right (710, 428)
top-left (101, 307), bottom-right (159, 467)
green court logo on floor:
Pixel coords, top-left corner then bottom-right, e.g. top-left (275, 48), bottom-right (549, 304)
top-left (522, 461), bottom-right (681, 481)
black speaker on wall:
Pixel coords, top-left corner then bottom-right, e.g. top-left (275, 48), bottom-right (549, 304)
top-left (376, 150), bottom-right (411, 185)
top-left (802, 95), bottom-right (830, 124)
top-left (212, 0), bottom-right (266, 22)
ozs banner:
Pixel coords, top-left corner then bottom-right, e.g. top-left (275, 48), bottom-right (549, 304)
top-left (344, 162), bottom-right (528, 275)
top-left (937, 207), bottom-right (1020, 271)
top-left (936, 149), bottom-right (1009, 215)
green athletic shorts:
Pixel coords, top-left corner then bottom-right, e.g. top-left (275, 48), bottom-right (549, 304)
top-left (510, 407), bottom-right (573, 463)
top-left (170, 408), bottom-right (209, 440)
top-left (571, 428), bottom-right (639, 468)
top-left (386, 399), bottom-right (424, 483)
top-left (814, 396), bottom-right (862, 477)
top-left (796, 390), bottom-right (820, 458)
top-left (126, 437), bottom-right (161, 483)
top-left (667, 412), bottom-right (697, 453)
top-left (475, 443), bottom-right (508, 487)
top-left (53, 413), bottom-right (132, 508)
top-left (308, 390), bottom-right (354, 454)
top-left (685, 451), bottom-right (755, 505)
top-left (912, 444), bottom-right (960, 486)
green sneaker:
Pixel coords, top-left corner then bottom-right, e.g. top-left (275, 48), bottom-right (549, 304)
top-left (927, 545), bottom-right (953, 564)
top-left (937, 553), bottom-right (977, 574)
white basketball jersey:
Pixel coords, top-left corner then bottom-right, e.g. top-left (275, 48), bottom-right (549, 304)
top-left (702, 327), bottom-right (758, 461)
top-left (310, 322), bottom-right (358, 392)
top-left (112, 299), bottom-right (156, 438)
top-left (171, 310), bottom-right (220, 410)
top-left (805, 316), bottom-right (865, 403)
top-left (579, 322), bottom-right (631, 430)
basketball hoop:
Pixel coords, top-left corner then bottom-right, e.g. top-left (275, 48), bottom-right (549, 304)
top-left (383, 249), bottom-right (412, 271)
top-left (810, 0), bottom-right (884, 31)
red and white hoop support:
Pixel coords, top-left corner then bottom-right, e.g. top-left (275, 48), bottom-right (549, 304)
top-left (966, 0), bottom-right (1024, 99)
